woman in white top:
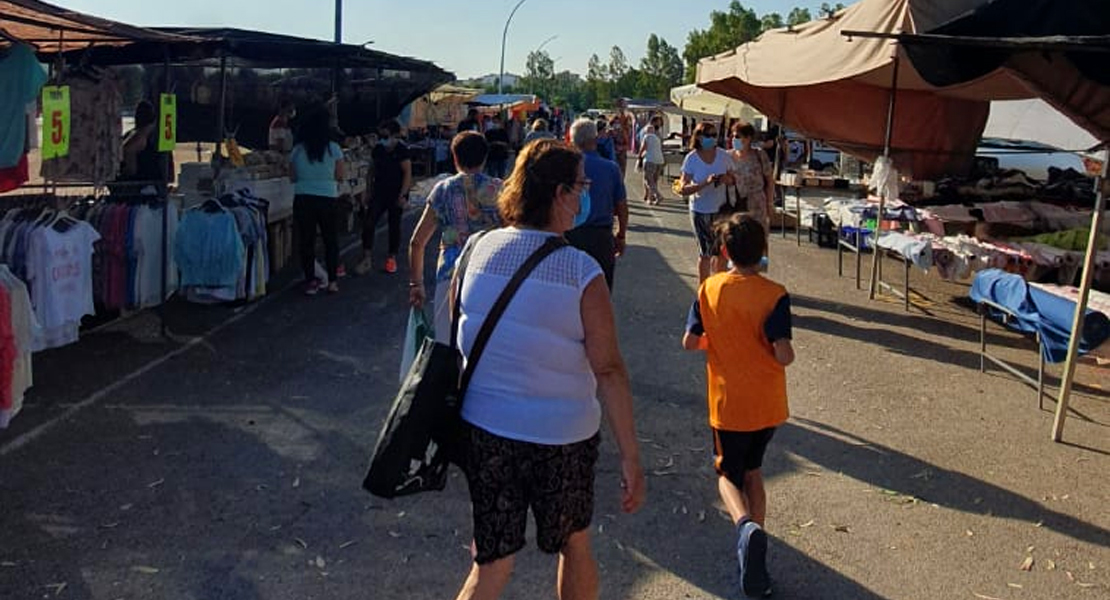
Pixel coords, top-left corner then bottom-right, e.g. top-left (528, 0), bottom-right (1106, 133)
top-left (638, 124), bottom-right (666, 205)
top-left (452, 138), bottom-right (645, 600)
top-left (679, 122), bottom-right (736, 282)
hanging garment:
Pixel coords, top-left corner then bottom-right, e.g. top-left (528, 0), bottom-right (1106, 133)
top-left (0, 265), bottom-right (37, 428)
top-left (40, 72), bottom-right (123, 184)
top-left (0, 44), bottom-right (48, 169)
top-left (25, 220), bottom-right (101, 350)
top-left (175, 208), bottom-right (246, 289)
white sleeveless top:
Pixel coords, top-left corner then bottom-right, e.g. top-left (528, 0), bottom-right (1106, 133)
top-left (458, 227), bottom-right (604, 445)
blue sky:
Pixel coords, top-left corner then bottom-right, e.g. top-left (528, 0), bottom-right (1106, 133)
top-left (63, 1), bottom-right (831, 78)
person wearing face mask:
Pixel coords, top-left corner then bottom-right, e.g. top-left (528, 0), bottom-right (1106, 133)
top-left (268, 100), bottom-right (296, 154)
top-left (680, 122), bottom-right (736, 282)
top-left (638, 124), bottom-right (665, 206)
top-left (566, 118), bottom-right (628, 290)
top-left (357, 119), bottom-right (413, 275)
top-left (728, 123), bottom-right (775, 236)
top-left (484, 116), bottom-right (511, 179)
top-left (450, 138), bottom-right (645, 600)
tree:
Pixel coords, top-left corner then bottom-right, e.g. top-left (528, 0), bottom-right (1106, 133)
top-left (682, 1), bottom-right (763, 83)
top-left (585, 53), bottom-right (610, 108)
top-left (639, 34), bottom-right (685, 99)
top-left (820, 3), bottom-right (846, 17)
top-left (608, 46), bottom-right (629, 84)
top-left (761, 13), bottom-right (784, 31)
top-left (787, 7), bottom-right (812, 26)
top-left (522, 50), bottom-right (556, 99)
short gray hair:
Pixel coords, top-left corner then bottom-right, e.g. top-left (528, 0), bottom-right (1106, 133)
top-left (570, 118), bottom-right (598, 149)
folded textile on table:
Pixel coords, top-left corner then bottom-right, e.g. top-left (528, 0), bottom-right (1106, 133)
top-left (876, 232), bottom-right (933, 272)
top-left (971, 269), bottom-right (1110, 363)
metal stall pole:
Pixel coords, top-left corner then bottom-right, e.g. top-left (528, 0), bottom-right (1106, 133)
top-left (160, 51), bottom-right (172, 337)
top-left (868, 53), bottom-right (901, 300)
top-left (215, 54), bottom-right (228, 162)
top-left (1052, 151), bottom-right (1108, 441)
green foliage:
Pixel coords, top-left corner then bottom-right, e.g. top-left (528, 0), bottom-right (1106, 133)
top-left (682, 1), bottom-right (763, 83)
top-left (787, 7), bottom-right (813, 25)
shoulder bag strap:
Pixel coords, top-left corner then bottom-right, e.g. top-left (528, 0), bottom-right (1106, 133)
top-left (456, 235), bottom-right (568, 397)
top-left (449, 230), bottom-right (488, 350)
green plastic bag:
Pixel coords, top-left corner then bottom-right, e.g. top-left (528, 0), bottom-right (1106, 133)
top-left (399, 309), bottom-right (433, 383)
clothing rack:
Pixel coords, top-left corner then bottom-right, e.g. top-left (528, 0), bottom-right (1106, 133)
top-left (3, 179), bottom-right (176, 336)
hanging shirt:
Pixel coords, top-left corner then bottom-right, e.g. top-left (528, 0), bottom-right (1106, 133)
top-left (40, 73), bottom-right (123, 183)
top-left (25, 221), bottom-right (101, 350)
top-left (0, 44), bottom-right (48, 169)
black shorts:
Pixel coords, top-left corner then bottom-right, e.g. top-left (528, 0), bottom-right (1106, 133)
top-left (464, 424), bottom-right (600, 564)
top-left (691, 211), bottom-right (721, 257)
top-left (713, 427), bottom-right (776, 489)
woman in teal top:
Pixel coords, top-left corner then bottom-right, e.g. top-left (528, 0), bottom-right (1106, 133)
top-left (290, 105), bottom-right (345, 294)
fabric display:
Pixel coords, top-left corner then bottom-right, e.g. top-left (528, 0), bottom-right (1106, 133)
top-left (76, 196), bottom-right (179, 311)
top-left (0, 206), bottom-right (101, 351)
top-left (933, 168), bottom-right (1096, 207)
top-left (175, 189), bottom-right (269, 304)
top-left (39, 69), bottom-right (123, 184)
top-left (971, 269), bottom-right (1110, 364)
top-left (0, 265), bottom-right (38, 428)
top-left (0, 43), bottom-right (48, 192)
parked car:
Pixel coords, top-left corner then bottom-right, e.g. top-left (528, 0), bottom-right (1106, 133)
top-left (975, 137), bottom-right (1088, 181)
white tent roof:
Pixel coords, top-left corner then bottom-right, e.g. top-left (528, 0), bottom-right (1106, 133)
top-left (670, 84), bottom-right (764, 121)
top-left (985, 99), bottom-right (1102, 153)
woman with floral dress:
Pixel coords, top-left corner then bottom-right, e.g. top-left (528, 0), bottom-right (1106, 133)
top-left (408, 132), bottom-right (503, 341)
top-left (727, 123), bottom-right (775, 233)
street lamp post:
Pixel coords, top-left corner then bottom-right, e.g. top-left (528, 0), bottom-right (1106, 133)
top-left (499, 0), bottom-right (529, 95)
top-left (334, 0), bottom-right (342, 43)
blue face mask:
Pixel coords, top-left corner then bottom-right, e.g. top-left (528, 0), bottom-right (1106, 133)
top-left (574, 189), bottom-right (591, 228)
top-left (731, 138), bottom-right (744, 151)
top-left (701, 136), bottom-right (717, 151)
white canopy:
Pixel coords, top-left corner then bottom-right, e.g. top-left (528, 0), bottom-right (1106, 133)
top-left (669, 84), bottom-right (765, 122)
top-left (985, 99), bottom-right (1102, 154)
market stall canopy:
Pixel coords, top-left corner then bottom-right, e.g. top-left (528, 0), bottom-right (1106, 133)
top-left (1, 0), bottom-right (198, 51)
top-left (697, 0), bottom-right (993, 179)
top-left (403, 84), bottom-right (482, 129)
top-left (471, 93), bottom-right (539, 108)
top-left (900, 0), bottom-right (1110, 148)
top-left (38, 26), bottom-right (449, 72)
top-left (985, 100), bottom-right (1102, 155)
top-left (670, 84), bottom-right (764, 121)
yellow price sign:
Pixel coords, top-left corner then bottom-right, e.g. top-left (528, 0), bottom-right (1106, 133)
top-left (158, 93), bottom-right (177, 152)
top-left (41, 86), bottom-right (71, 159)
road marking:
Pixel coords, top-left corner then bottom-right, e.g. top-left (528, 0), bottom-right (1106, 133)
top-left (0, 237), bottom-right (364, 458)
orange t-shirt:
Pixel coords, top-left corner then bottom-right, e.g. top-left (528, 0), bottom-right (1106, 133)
top-left (687, 272), bottom-right (791, 432)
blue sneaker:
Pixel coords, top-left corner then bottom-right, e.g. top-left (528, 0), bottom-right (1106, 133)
top-left (737, 519), bottom-right (771, 597)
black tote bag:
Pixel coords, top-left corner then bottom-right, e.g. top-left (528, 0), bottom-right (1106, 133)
top-left (363, 234), bottom-right (568, 499)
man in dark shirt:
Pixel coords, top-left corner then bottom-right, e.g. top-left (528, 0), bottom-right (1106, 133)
top-left (484, 116), bottom-right (511, 178)
top-left (357, 119), bottom-right (412, 275)
top-left (457, 109), bottom-right (482, 134)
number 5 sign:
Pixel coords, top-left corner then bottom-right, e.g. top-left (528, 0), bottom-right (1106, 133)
top-left (41, 86), bottom-right (70, 159)
top-left (158, 93), bottom-right (177, 152)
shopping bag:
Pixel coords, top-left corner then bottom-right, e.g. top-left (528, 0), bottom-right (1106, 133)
top-left (399, 309), bottom-right (433, 383)
top-left (314, 260), bottom-right (329, 286)
top-left (364, 337), bottom-right (461, 499)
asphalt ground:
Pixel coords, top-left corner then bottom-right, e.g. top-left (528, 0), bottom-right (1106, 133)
top-left (0, 170), bottom-right (1107, 600)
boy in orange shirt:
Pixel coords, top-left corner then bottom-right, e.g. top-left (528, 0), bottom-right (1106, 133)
top-left (682, 214), bottom-right (795, 598)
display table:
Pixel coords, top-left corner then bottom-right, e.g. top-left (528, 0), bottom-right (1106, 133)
top-left (777, 176), bottom-right (866, 246)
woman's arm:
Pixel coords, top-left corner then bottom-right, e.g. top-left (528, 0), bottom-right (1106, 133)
top-left (407, 204), bottom-right (438, 307)
top-left (679, 171), bottom-right (706, 197)
top-left (581, 277), bottom-right (645, 514)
